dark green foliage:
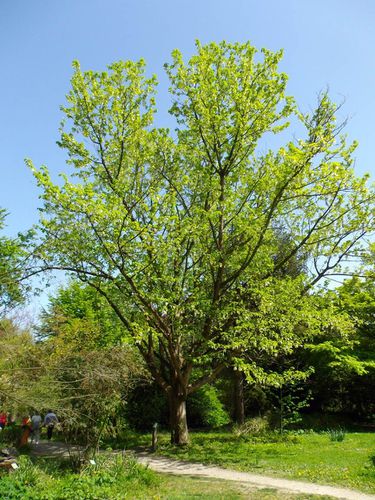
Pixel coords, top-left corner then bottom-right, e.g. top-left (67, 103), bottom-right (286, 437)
top-left (304, 278), bottom-right (375, 420)
top-left (125, 382), bottom-right (230, 430)
top-left (268, 383), bottom-right (312, 433)
top-left (0, 424), bottom-right (22, 446)
top-left (187, 385), bottom-right (230, 428)
top-left (298, 412), bottom-right (357, 431)
top-left (124, 383), bottom-right (169, 430)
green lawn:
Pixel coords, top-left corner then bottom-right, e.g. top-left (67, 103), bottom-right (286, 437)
top-left (136, 430), bottom-right (375, 494)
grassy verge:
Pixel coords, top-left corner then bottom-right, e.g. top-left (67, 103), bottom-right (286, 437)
top-left (0, 453), bottom-right (330, 500)
top-left (156, 475), bottom-right (335, 499)
top-left (132, 430), bottom-right (375, 494)
top-left (0, 454), bottom-right (155, 500)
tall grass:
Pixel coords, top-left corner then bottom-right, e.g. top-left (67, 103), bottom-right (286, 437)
top-left (0, 453), bottom-right (158, 499)
top-left (327, 427), bottom-right (346, 442)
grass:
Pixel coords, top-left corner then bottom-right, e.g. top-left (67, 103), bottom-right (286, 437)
top-left (0, 453), bottom-right (157, 499)
top-left (2, 429), bottom-right (374, 498)
top-left (0, 453), bottom-right (329, 500)
top-left (157, 476), bottom-right (334, 499)
top-left (134, 429), bottom-right (375, 494)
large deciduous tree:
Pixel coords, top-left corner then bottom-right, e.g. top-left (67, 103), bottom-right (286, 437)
top-left (28, 41), bottom-right (374, 444)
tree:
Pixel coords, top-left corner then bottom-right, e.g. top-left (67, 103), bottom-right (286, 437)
top-left (38, 279), bottom-right (125, 346)
top-left (231, 226), bottom-right (310, 425)
top-left (47, 335), bottom-right (145, 454)
top-left (0, 209), bottom-right (28, 314)
top-left (36, 280), bottom-right (148, 450)
top-left (0, 314), bottom-right (145, 452)
top-left (0, 317), bottom-right (45, 415)
top-left (304, 278), bottom-right (375, 418)
top-left (29, 41), bottom-right (374, 444)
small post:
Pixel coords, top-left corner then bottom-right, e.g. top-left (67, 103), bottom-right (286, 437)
top-left (151, 422), bottom-right (158, 451)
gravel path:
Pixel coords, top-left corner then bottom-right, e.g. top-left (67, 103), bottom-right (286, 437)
top-left (135, 451), bottom-right (375, 500)
top-left (31, 441), bottom-right (375, 500)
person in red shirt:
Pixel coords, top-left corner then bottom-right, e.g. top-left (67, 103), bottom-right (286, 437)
top-left (0, 412), bottom-right (7, 430)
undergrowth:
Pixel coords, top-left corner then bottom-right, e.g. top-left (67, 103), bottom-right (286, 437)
top-left (0, 453), bottom-right (158, 500)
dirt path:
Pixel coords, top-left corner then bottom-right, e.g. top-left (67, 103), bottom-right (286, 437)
top-left (30, 441), bottom-right (375, 500)
top-left (135, 451), bottom-right (375, 500)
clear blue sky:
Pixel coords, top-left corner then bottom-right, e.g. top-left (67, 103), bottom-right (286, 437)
top-left (1, 0), bottom-right (374, 238)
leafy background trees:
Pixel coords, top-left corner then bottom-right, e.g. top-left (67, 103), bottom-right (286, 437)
top-left (26, 41), bottom-right (374, 444)
top-left (0, 286), bottom-right (146, 453)
top-left (304, 278), bottom-right (375, 419)
top-left (0, 209), bottom-right (29, 314)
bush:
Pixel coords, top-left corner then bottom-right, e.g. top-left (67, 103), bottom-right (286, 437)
top-left (126, 382), bottom-right (231, 430)
top-left (233, 416), bottom-right (269, 437)
top-left (187, 385), bottom-right (230, 428)
top-left (0, 425), bottom-right (21, 446)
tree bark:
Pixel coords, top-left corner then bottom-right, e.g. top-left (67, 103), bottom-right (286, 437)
top-left (168, 390), bottom-right (189, 445)
top-left (233, 369), bottom-right (245, 425)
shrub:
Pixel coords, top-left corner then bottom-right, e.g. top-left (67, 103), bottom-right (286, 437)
top-left (126, 382), bottom-right (231, 430)
top-left (233, 416), bottom-right (269, 437)
top-left (0, 453), bottom-right (159, 499)
top-left (187, 385), bottom-right (230, 428)
top-left (328, 427), bottom-right (346, 442)
top-left (1, 424), bottom-right (22, 446)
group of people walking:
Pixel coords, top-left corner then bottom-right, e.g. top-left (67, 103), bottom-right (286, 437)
top-left (0, 410), bottom-right (58, 446)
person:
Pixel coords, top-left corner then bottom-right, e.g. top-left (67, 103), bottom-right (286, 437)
top-left (0, 412), bottom-right (7, 430)
top-left (30, 411), bottom-right (42, 445)
top-left (19, 415), bottom-right (31, 447)
top-left (43, 410), bottom-right (58, 441)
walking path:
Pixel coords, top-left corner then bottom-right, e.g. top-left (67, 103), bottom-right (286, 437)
top-left (30, 441), bottom-right (375, 500)
top-left (135, 450), bottom-right (375, 500)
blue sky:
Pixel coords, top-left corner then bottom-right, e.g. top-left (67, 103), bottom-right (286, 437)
top-left (1, 0), bottom-right (374, 237)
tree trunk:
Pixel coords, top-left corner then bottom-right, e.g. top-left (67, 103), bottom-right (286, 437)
top-left (168, 391), bottom-right (189, 445)
top-left (233, 369), bottom-right (245, 425)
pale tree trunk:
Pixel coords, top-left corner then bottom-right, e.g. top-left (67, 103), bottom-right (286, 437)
top-left (233, 369), bottom-right (245, 425)
top-left (168, 390), bottom-right (189, 445)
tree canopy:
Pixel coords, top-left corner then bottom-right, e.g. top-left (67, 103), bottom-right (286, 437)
top-left (28, 41), bottom-right (375, 443)
top-left (0, 209), bottom-right (29, 314)
top-left (38, 279), bottom-right (125, 346)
